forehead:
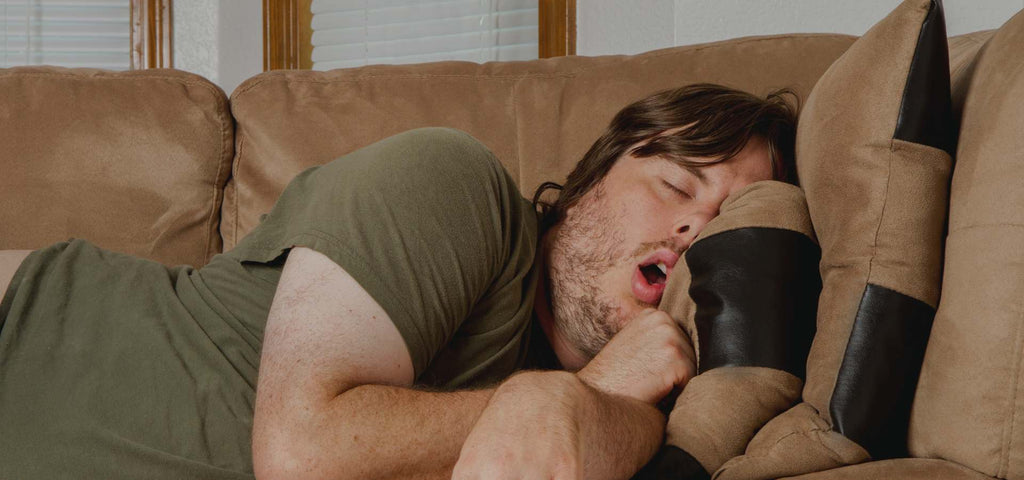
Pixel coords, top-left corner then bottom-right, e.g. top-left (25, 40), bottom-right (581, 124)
top-left (642, 136), bottom-right (774, 186)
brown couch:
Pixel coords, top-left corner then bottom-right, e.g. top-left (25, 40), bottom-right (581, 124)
top-left (0, 23), bottom-right (1009, 479)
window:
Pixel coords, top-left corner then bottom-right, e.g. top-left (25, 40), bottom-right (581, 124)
top-left (0, 0), bottom-right (171, 70)
top-left (264, 0), bottom-right (574, 71)
top-left (309, 0), bottom-right (538, 70)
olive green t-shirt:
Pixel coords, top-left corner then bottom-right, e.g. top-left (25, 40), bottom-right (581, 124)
top-left (0, 127), bottom-right (545, 479)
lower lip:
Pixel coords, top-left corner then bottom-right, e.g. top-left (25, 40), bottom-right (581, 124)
top-left (632, 266), bottom-right (665, 305)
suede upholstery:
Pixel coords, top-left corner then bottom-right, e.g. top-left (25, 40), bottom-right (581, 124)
top-left (0, 20), bottom-right (1011, 480)
top-left (783, 458), bottom-right (995, 480)
top-left (0, 67), bottom-right (233, 268)
top-left (222, 34), bottom-right (854, 250)
top-left (715, 0), bottom-right (954, 478)
top-left (909, 9), bottom-right (1024, 479)
top-left (638, 181), bottom-right (817, 478)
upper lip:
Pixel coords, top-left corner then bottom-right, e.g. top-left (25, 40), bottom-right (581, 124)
top-left (639, 249), bottom-right (680, 279)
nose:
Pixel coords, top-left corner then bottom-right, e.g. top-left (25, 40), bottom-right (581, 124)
top-left (673, 210), bottom-right (716, 250)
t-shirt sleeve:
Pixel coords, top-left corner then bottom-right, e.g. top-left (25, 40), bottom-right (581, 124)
top-left (227, 127), bottom-right (537, 377)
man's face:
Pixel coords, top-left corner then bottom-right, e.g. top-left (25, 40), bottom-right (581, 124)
top-left (544, 136), bottom-right (774, 360)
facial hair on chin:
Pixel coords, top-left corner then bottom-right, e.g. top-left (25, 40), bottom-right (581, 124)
top-left (547, 184), bottom-right (635, 359)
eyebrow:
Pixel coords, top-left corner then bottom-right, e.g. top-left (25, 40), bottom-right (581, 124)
top-left (658, 155), bottom-right (710, 185)
top-left (683, 164), bottom-right (709, 185)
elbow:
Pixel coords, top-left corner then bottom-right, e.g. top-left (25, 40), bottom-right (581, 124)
top-left (252, 389), bottom-right (374, 480)
top-left (252, 439), bottom-right (310, 480)
top-left (253, 458), bottom-right (299, 480)
top-left (252, 430), bottom-right (363, 480)
top-left (254, 452), bottom-right (363, 480)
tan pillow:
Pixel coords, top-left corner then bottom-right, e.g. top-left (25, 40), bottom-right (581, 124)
top-left (636, 181), bottom-right (819, 479)
top-left (715, 0), bottom-right (955, 478)
top-left (909, 9), bottom-right (1024, 478)
top-left (0, 67), bottom-right (233, 267)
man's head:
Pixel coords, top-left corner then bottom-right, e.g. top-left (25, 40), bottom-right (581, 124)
top-left (533, 83), bottom-right (798, 368)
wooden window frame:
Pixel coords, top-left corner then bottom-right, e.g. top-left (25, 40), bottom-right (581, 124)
top-left (539, 0), bottom-right (575, 58)
top-left (264, 0), bottom-right (312, 70)
top-left (262, 0), bottom-right (574, 71)
top-left (130, 0), bottom-right (173, 69)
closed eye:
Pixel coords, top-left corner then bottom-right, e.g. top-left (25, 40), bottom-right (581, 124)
top-left (662, 180), bottom-right (693, 200)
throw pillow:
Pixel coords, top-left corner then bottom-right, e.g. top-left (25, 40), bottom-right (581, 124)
top-left (715, 0), bottom-right (955, 478)
top-left (635, 181), bottom-right (820, 480)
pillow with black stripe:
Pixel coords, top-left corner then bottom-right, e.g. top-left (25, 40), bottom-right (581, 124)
top-left (633, 181), bottom-right (820, 480)
top-left (714, 0), bottom-right (954, 478)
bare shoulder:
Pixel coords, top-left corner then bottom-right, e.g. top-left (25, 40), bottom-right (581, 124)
top-left (0, 250), bottom-right (32, 298)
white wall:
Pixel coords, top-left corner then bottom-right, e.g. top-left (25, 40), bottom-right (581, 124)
top-left (171, 1), bottom-right (1021, 92)
top-left (173, 0), bottom-right (262, 96)
top-left (578, 0), bottom-right (1024, 56)
top-left (217, 0), bottom-right (262, 96)
top-left (172, 0), bottom-right (218, 84)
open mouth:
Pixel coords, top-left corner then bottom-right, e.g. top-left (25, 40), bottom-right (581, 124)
top-left (639, 262), bottom-right (668, 286)
top-left (631, 250), bottom-right (679, 306)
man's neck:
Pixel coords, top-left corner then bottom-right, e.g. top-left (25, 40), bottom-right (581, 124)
top-left (534, 227), bottom-right (588, 372)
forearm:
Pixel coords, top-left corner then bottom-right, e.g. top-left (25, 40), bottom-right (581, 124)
top-left (463, 371), bottom-right (666, 480)
top-left (570, 374), bottom-right (667, 479)
top-left (254, 384), bottom-right (493, 480)
top-left (338, 384), bottom-right (494, 479)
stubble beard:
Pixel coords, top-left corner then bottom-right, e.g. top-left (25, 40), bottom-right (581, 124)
top-left (546, 184), bottom-right (632, 359)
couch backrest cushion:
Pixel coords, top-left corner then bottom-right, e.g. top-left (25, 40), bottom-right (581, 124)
top-left (909, 10), bottom-right (1024, 479)
top-left (222, 34), bottom-right (856, 250)
top-left (0, 67), bottom-right (233, 267)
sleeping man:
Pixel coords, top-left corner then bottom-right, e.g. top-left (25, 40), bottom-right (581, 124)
top-left (0, 83), bottom-right (796, 480)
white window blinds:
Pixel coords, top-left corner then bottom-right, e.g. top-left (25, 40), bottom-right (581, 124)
top-left (1, 0), bottom-right (131, 70)
top-left (310, 0), bottom-right (538, 71)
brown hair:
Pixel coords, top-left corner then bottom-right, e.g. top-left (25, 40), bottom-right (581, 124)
top-left (532, 83), bottom-right (798, 234)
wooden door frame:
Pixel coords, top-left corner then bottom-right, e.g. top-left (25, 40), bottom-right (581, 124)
top-left (130, 0), bottom-right (173, 69)
top-left (262, 0), bottom-right (575, 71)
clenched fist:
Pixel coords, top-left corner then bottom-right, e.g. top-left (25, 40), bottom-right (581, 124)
top-left (577, 308), bottom-right (697, 405)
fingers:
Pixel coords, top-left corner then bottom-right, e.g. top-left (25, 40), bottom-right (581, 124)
top-left (651, 312), bottom-right (698, 389)
top-left (579, 308), bottom-right (700, 404)
top-left (638, 310), bottom-right (698, 374)
top-left (634, 310), bottom-right (699, 392)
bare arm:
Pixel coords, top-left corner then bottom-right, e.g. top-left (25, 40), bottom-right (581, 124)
top-left (259, 372), bottom-right (664, 480)
top-left (454, 370), bottom-right (666, 480)
top-left (253, 246), bottom-right (489, 480)
top-left (257, 382), bottom-right (493, 480)
top-left (253, 247), bottom-right (675, 480)
top-left (454, 309), bottom-right (696, 479)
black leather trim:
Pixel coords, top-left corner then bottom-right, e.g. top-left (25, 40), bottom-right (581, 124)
top-left (829, 283), bottom-right (935, 459)
top-left (685, 227), bottom-right (820, 379)
top-left (893, 0), bottom-right (955, 156)
top-left (633, 445), bottom-right (710, 480)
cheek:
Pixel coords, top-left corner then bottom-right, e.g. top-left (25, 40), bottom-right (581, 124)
top-left (622, 195), bottom-right (675, 239)
top-left (606, 201), bottom-right (643, 241)
top-left (600, 181), bottom-right (675, 256)
top-left (596, 199), bottom-right (665, 273)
